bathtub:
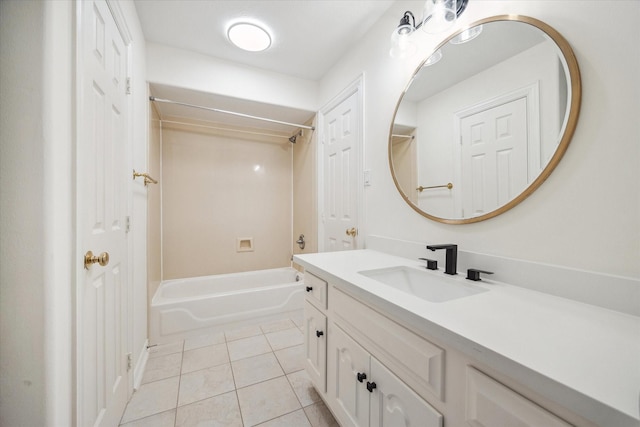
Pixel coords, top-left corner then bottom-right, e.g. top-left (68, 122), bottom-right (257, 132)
top-left (150, 267), bottom-right (304, 344)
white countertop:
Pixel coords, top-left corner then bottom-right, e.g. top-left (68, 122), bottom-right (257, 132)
top-left (294, 249), bottom-right (640, 427)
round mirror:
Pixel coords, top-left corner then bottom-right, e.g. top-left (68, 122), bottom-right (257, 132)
top-left (389, 15), bottom-right (581, 224)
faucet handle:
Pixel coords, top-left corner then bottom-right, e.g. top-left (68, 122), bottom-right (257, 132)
top-left (418, 258), bottom-right (438, 270)
top-left (466, 269), bottom-right (494, 281)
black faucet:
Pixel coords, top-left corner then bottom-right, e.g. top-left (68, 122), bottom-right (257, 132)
top-left (426, 244), bottom-right (457, 275)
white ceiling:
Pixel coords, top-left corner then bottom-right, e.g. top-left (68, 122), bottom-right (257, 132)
top-left (133, 0), bottom-right (395, 81)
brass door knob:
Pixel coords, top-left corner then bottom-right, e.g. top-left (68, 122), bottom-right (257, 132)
top-left (346, 227), bottom-right (358, 237)
top-left (84, 251), bottom-right (110, 269)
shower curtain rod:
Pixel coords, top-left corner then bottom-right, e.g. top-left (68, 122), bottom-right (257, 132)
top-left (149, 96), bottom-right (315, 131)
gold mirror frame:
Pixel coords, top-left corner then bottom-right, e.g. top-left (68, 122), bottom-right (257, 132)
top-left (389, 15), bottom-right (581, 224)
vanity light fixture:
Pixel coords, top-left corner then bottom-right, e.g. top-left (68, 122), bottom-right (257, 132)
top-left (227, 22), bottom-right (272, 52)
top-left (390, 0), bottom-right (469, 58)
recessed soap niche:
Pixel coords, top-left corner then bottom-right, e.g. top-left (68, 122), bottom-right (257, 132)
top-left (236, 237), bottom-right (254, 252)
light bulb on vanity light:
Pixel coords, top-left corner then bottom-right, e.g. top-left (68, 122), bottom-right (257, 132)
top-left (390, 11), bottom-right (417, 58)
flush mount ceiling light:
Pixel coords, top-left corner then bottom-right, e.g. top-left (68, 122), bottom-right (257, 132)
top-left (227, 22), bottom-right (272, 52)
top-left (390, 0), bottom-right (469, 58)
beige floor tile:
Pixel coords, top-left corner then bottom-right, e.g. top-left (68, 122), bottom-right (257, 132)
top-left (184, 331), bottom-right (226, 351)
top-left (120, 376), bottom-right (180, 424)
top-left (119, 409), bottom-right (175, 427)
top-left (178, 363), bottom-right (236, 406)
top-left (182, 342), bottom-right (229, 373)
top-left (142, 352), bottom-right (182, 384)
top-left (290, 311), bottom-right (304, 328)
top-left (227, 334), bottom-right (272, 361)
top-left (148, 341), bottom-right (183, 358)
top-left (260, 318), bottom-right (296, 334)
top-left (287, 370), bottom-right (320, 407)
top-left (274, 344), bottom-right (305, 374)
top-left (265, 328), bottom-right (304, 351)
top-left (175, 391), bottom-right (243, 427)
top-left (254, 409), bottom-right (312, 427)
top-left (303, 401), bottom-right (339, 427)
top-left (231, 352), bottom-right (284, 389)
top-left (237, 376), bottom-right (301, 427)
top-left (225, 324), bottom-right (263, 342)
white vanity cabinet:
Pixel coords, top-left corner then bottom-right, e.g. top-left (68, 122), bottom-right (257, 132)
top-left (328, 323), bottom-right (443, 427)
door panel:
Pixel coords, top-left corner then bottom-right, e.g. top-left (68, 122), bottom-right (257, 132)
top-left (323, 92), bottom-right (359, 251)
top-left (78, 1), bottom-right (129, 425)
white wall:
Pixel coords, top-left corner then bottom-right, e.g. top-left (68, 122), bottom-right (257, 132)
top-left (146, 43), bottom-right (319, 112)
top-left (0, 1), bottom-right (76, 425)
top-left (320, 0), bottom-right (640, 279)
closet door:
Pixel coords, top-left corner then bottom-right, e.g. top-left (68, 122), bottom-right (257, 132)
top-left (327, 324), bottom-right (370, 427)
top-left (369, 357), bottom-right (443, 427)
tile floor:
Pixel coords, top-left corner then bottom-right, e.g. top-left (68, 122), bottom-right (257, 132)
top-left (119, 310), bottom-right (339, 427)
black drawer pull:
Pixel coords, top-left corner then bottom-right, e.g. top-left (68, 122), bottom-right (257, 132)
top-left (366, 381), bottom-right (377, 392)
top-left (306, 286), bottom-right (313, 292)
top-left (316, 330), bottom-right (324, 338)
top-left (357, 372), bottom-right (367, 383)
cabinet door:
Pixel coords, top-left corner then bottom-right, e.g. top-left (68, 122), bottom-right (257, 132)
top-left (327, 324), bottom-right (371, 427)
top-left (369, 357), bottom-right (443, 427)
top-left (466, 367), bottom-right (572, 427)
top-left (304, 300), bottom-right (327, 392)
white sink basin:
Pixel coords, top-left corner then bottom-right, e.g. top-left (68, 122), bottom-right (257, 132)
top-left (359, 266), bottom-right (488, 303)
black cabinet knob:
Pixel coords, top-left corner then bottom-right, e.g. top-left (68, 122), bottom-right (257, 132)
top-left (366, 381), bottom-right (377, 392)
top-left (316, 330), bottom-right (324, 338)
top-left (357, 372), bottom-right (367, 383)
top-left (306, 286), bottom-right (313, 292)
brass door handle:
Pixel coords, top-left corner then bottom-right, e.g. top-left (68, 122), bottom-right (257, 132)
top-left (346, 227), bottom-right (358, 237)
top-left (84, 251), bottom-right (110, 269)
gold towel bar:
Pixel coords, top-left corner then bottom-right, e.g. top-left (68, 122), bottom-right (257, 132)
top-left (417, 183), bottom-right (453, 192)
top-left (133, 170), bottom-right (158, 186)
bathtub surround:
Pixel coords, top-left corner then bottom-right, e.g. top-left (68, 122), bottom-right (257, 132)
top-left (161, 122), bottom-right (293, 279)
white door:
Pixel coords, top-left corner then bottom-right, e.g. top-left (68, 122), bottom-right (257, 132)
top-left (460, 97), bottom-right (528, 217)
top-left (327, 324), bottom-right (371, 427)
top-left (322, 91), bottom-right (359, 251)
top-left (369, 357), bottom-right (443, 427)
top-left (77, 0), bottom-right (130, 425)
top-left (304, 301), bottom-right (327, 392)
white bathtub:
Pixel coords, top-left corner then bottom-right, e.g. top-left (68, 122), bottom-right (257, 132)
top-left (150, 267), bottom-right (304, 344)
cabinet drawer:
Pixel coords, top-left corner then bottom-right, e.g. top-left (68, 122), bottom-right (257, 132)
top-left (331, 286), bottom-right (444, 401)
top-left (466, 367), bottom-right (572, 427)
top-left (304, 271), bottom-right (327, 310)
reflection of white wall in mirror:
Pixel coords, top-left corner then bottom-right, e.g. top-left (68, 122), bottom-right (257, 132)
top-left (391, 128), bottom-right (418, 204)
top-left (415, 40), bottom-right (562, 218)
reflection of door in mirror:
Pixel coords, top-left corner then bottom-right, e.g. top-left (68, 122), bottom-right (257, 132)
top-left (458, 97), bottom-right (528, 217)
